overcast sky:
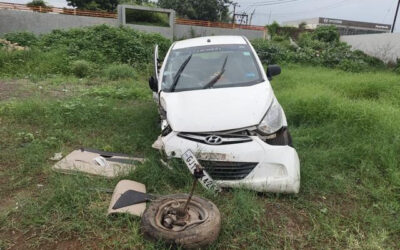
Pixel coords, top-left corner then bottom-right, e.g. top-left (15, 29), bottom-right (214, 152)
top-left (9, 0), bottom-right (400, 32)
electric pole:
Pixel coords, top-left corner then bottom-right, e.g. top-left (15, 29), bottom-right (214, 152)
top-left (231, 2), bottom-right (239, 24)
top-left (249, 9), bottom-right (255, 25)
top-left (392, 0), bottom-right (400, 33)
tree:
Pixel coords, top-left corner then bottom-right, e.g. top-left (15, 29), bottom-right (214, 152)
top-left (27, 0), bottom-right (51, 13)
top-left (66, 0), bottom-right (119, 12)
top-left (267, 21), bottom-right (280, 38)
top-left (158, 0), bottom-right (231, 22)
top-left (27, 0), bottom-right (48, 7)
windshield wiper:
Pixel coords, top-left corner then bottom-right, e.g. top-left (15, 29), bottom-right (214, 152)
top-left (203, 55), bottom-right (229, 89)
top-left (170, 54), bottom-right (192, 92)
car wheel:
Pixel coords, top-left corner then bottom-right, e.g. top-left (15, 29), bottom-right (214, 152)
top-left (141, 194), bottom-right (221, 249)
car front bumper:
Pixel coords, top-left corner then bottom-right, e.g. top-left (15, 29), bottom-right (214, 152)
top-left (161, 132), bottom-right (300, 193)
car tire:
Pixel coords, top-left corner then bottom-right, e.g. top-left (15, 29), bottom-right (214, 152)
top-left (141, 193), bottom-right (221, 249)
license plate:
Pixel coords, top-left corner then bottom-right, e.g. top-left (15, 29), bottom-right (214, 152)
top-left (182, 150), bottom-right (221, 192)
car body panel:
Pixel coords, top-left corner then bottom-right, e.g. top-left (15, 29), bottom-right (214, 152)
top-left (160, 82), bottom-right (273, 132)
top-left (172, 36), bottom-right (247, 50)
top-left (161, 132), bottom-right (300, 193)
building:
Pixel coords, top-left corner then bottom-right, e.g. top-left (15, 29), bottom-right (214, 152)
top-left (283, 17), bottom-right (391, 35)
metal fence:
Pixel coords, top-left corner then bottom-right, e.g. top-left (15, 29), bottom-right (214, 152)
top-left (175, 18), bottom-right (266, 31)
top-left (0, 2), bottom-right (117, 18)
top-left (0, 2), bottom-right (266, 31)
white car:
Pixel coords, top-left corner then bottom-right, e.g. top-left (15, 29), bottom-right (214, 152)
top-left (149, 36), bottom-right (300, 193)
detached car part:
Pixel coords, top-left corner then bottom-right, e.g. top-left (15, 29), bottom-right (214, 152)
top-left (141, 194), bottom-right (221, 249)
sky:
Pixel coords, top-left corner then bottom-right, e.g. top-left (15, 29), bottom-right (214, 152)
top-left (9, 0), bottom-right (400, 32)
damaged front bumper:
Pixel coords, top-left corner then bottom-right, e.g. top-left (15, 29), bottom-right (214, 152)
top-left (158, 131), bottom-right (300, 194)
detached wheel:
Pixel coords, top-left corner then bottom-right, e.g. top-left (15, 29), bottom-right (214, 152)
top-left (141, 194), bottom-right (221, 249)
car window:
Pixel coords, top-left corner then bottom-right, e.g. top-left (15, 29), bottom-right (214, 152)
top-left (161, 44), bottom-right (263, 92)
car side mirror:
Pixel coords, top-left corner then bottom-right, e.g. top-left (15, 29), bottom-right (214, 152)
top-left (267, 65), bottom-right (281, 80)
top-left (149, 76), bottom-right (158, 92)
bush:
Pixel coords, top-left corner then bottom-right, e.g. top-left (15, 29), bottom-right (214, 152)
top-left (37, 25), bottom-right (171, 66)
top-left (103, 64), bottom-right (135, 80)
top-left (0, 25), bottom-right (172, 78)
top-left (251, 39), bottom-right (288, 64)
top-left (337, 59), bottom-right (367, 72)
top-left (71, 60), bottom-right (92, 78)
top-left (394, 58), bottom-right (400, 74)
top-left (311, 25), bottom-right (340, 43)
top-left (3, 32), bottom-right (38, 47)
top-left (252, 25), bottom-right (384, 71)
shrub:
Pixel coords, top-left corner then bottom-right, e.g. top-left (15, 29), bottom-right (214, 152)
top-left (337, 59), bottom-right (367, 72)
top-left (37, 25), bottom-right (171, 66)
top-left (297, 33), bottom-right (327, 50)
top-left (311, 25), bottom-right (340, 43)
top-left (0, 25), bottom-right (172, 78)
top-left (103, 64), bottom-right (135, 80)
top-left (71, 60), bottom-right (92, 78)
top-left (3, 32), bottom-right (38, 47)
top-left (251, 39), bottom-right (288, 64)
top-left (394, 58), bottom-right (400, 74)
top-left (271, 35), bottom-right (287, 43)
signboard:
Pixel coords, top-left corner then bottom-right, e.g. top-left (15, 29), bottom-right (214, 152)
top-left (319, 17), bottom-right (391, 31)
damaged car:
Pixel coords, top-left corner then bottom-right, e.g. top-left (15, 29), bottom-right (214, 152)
top-left (149, 36), bottom-right (300, 193)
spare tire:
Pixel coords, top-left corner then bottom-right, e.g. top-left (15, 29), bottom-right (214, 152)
top-left (141, 193), bottom-right (221, 249)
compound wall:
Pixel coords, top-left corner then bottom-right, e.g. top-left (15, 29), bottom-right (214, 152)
top-left (341, 33), bottom-right (400, 63)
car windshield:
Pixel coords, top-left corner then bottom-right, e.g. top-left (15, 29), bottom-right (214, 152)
top-left (161, 44), bottom-right (263, 92)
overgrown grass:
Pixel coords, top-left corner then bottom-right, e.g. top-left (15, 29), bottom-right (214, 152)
top-left (0, 63), bottom-right (399, 248)
top-left (0, 25), bottom-right (171, 80)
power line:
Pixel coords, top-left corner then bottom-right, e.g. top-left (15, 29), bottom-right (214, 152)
top-left (248, 0), bottom-right (299, 7)
top-left (260, 0), bottom-right (348, 18)
top-left (382, 0), bottom-right (395, 22)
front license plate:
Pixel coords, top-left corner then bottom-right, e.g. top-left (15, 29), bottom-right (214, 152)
top-left (182, 150), bottom-right (221, 192)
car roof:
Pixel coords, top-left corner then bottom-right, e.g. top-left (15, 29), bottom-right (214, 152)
top-left (172, 36), bottom-right (248, 50)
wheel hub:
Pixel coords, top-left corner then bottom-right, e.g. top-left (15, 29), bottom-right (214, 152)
top-left (155, 198), bottom-right (208, 232)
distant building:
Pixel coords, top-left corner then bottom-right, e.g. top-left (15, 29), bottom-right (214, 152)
top-left (283, 17), bottom-right (391, 35)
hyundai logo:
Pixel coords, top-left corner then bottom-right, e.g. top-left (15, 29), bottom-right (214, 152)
top-left (204, 135), bottom-right (223, 145)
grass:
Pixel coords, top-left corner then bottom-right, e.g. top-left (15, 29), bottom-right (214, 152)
top-left (0, 64), bottom-right (399, 249)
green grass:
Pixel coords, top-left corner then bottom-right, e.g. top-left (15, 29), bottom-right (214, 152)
top-left (0, 64), bottom-right (399, 249)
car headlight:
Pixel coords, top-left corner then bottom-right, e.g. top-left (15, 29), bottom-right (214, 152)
top-left (257, 98), bottom-right (283, 135)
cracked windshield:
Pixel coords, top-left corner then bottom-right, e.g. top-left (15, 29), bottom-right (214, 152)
top-left (162, 44), bottom-right (262, 92)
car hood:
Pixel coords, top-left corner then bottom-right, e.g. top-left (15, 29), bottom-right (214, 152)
top-left (160, 82), bottom-right (273, 132)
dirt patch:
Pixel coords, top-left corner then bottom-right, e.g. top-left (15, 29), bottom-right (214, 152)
top-left (40, 238), bottom-right (84, 250)
top-left (0, 81), bottom-right (20, 101)
top-left (312, 194), bottom-right (358, 217)
top-left (0, 80), bottom-right (78, 102)
top-left (264, 201), bottom-right (312, 239)
top-left (1, 230), bottom-right (88, 250)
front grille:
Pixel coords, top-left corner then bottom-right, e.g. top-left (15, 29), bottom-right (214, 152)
top-left (199, 160), bottom-right (258, 180)
top-left (178, 133), bottom-right (252, 145)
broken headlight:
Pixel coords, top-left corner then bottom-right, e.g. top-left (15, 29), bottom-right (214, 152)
top-left (257, 97), bottom-right (283, 135)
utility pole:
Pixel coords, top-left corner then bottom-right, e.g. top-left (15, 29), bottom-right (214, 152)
top-left (249, 9), bottom-right (255, 25)
top-left (392, 0), bottom-right (400, 33)
top-left (231, 2), bottom-right (239, 24)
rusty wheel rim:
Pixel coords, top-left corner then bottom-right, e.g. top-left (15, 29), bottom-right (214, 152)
top-left (155, 198), bottom-right (209, 232)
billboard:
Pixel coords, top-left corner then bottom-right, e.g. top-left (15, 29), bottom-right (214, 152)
top-left (319, 17), bottom-right (391, 31)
